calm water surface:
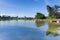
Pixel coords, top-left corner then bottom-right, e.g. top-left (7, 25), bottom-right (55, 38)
top-left (0, 20), bottom-right (60, 40)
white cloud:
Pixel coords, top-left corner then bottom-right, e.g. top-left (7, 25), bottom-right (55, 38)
top-left (0, 13), bottom-right (17, 17)
top-left (0, 12), bottom-right (25, 17)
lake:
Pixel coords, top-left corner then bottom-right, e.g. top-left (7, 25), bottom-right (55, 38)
top-left (0, 20), bottom-right (60, 40)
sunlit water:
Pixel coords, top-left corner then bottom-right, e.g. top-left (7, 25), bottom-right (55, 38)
top-left (0, 20), bottom-right (60, 40)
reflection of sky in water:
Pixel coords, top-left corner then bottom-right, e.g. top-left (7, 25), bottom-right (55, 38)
top-left (0, 27), bottom-right (49, 40)
top-left (0, 20), bottom-right (60, 40)
top-left (0, 20), bottom-right (35, 27)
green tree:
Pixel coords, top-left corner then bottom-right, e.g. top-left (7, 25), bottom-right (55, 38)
top-left (35, 12), bottom-right (46, 19)
top-left (0, 16), bottom-right (1, 20)
top-left (47, 5), bottom-right (55, 17)
top-left (47, 5), bottom-right (53, 16)
top-left (46, 5), bottom-right (60, 19)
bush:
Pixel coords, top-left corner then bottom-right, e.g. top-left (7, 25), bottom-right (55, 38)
top-left (35, 12), bottom-right (46, 19)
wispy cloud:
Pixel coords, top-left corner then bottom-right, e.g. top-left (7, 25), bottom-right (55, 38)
top-left (0, 13), bottom-right (17, 17)
top-left (0, 12), bottom-right (25, 17)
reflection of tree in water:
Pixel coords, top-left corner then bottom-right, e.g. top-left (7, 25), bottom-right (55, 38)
top-left (35, 20), bottom-right (45, 27)
top-left (46, 22), bottom-right (60, 36)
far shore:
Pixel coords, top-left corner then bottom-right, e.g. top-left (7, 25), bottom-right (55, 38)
top-left (0, 19), bottom-right (60, 23)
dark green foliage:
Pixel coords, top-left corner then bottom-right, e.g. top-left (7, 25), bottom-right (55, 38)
top-left (47, 5), bottom-right (53, 16)
top-left (0, 15), bottom-right (19, 20)
top-left (35, 12), bottom-right (46, 19)
top-left (19, 16), bottom-right (33, 20)
top-left (47, 5), bottom-right (60, 19)
top-left (47, 5), bottom-right (55, 17)
top-left (1, 15), bottom-right (10, 20)
top-left (0, 15), bottom-right (33, 20)
top-left (0, 16), bottom-right (1, 20)
top-left (0, 16), bottom-right (1, 18)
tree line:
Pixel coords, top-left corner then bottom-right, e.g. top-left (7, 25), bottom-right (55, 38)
top-left (0, 5), bottom-right (60, 20)
top-left (0, 15), bottom-right (34, 20)
top-left (0, 15), bottom-right (18, 20)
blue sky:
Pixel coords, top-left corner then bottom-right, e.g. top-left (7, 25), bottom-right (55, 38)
top-left (0, 0), bottom-right (60, 17)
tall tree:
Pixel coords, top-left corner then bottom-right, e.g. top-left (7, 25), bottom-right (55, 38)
top-left (47, 5), bottom-right (53, 16)
top-left (46, 5), bottom-right (60, 19)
